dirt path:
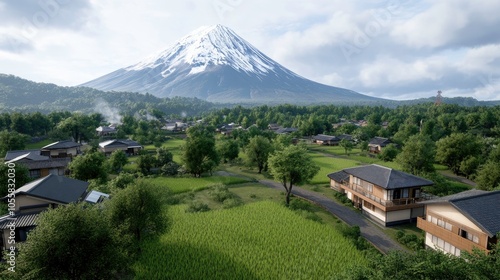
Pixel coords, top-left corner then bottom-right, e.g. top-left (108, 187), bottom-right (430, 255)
top-left (258, 179), bottom-right (407, 254)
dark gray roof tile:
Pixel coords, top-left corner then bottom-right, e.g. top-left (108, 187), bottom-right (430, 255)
top-left (342, 164), bottom-right (433, 189)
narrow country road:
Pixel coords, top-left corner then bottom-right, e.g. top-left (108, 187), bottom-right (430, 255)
top-left (258, 179), bottom-right (407, 254)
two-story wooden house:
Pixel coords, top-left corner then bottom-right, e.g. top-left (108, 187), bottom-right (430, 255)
top-left (328, 164), bottom-right (434, 226)
top-left (368, 137), bottom-right (392, 154)
top-left (417, 190), bottom-right (500, 256)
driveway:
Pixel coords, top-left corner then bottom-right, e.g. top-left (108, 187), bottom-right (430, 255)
top-left (258, 179), bottom-right (407, 254)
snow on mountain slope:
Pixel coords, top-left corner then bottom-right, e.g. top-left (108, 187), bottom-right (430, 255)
top-left (80, 24), bottom-right (379, 104)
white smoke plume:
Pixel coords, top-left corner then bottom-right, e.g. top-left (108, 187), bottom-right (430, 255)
top-left (94, 98), bottom-right (122, 124)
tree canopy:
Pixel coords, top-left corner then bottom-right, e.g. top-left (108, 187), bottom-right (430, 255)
top-left (182, 125), bottom-right (219, 177)
top-left (268, 145), bottom-right (319, 205)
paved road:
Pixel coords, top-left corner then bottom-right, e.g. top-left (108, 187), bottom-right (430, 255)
top-left (258, 179), bottom-right (407, 254)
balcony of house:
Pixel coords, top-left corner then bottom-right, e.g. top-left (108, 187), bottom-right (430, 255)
top-left (417, 216), bottom-right (489, 254)
top-left (339, 183), bottom-right (432, 211)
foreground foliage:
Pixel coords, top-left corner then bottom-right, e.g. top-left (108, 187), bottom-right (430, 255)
top-left (134, 201), bottom-right (367, 279)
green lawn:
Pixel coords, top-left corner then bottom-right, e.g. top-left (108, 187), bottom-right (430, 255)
top-left (25, 139), bottom-right (53, 149)
top-left (144, 175), bottom-right (252, 194)
top-left (308, 144), bottom-right (362, 156)
top-left (309, 153), bottom-right (360, 184)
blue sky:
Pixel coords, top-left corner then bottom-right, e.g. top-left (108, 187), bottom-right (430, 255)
top-left (0, 0), bottom-right (499, 100)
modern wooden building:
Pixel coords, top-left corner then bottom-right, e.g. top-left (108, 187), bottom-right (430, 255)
top-left (328, 164), bottom-right (434, 226)
top-left (417, 190), bottom-right (500, 256)
top-left (98, 139), bottom-right (143, 156)
top-left (368, 137), bottom-right (392, 154)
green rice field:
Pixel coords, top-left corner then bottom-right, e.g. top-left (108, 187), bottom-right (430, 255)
top-left (309, 153), bottom-right (360, 184)
top-left (133, 201), bottom-right (367, 279)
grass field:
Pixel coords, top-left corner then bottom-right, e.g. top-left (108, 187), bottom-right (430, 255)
top-left (144, 175), bottom-right (252, 194)
top-left (25, 139), bottom-right (53, 149)
top-left (309, 153), bottom-right (360, 184)
top-left (133, 201), bottom-right (367, 279)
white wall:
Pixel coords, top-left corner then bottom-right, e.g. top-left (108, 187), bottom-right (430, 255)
top-left (386, 209), bottom-right (411, 222)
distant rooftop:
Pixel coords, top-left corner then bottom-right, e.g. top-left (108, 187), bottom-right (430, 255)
top-left (13, 174), bottom-right (88, 204)
top-left (41, 140), bottom-right (81, 150)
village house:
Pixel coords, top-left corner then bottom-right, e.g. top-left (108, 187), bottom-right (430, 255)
top-left (417, 190), bottom-right (500, 256)
top-left (328, 164), bottom-right (434, 226)
top-left (39, 140), bottom-right (81, 158)
top-left (312, 134), bottom-right (340, 146)
top-left (368, 137), bottom-right (392, 154)
top-left (0, 174), bottom-right (108, 250)
top-left (96, 125), bottom-right (117, 137)
top-left (4, 140), bottom-right (80, 179)
top-left (98, 139), bottom-right (143, 156)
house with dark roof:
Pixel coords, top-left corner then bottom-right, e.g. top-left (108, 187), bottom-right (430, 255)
top-left (275, 127), bottom-right (298, 134)
top-left (417, 190), bottom-right (500, 256)
top-left (98, 139), bottom-right (143, 156)
top-left (328, 164), bottom-right (434, 226)
top-left (96, 125), bottom-right (117, 136)
top-left (40, 140), bottom-right (81, 158)
top-left (5, 151), bottom-right (71, 179)
top-left (312, 134), bottom-right (340, 146)
top-left (368, 137), bottom-right (392, 154)
top-left (0, 174), bottom-right (90, 250)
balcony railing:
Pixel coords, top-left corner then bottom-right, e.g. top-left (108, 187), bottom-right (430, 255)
top-left (341, 183), bottom-right (435, 207)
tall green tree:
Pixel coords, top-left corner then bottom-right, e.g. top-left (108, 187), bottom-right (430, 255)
top-left (106, 180), bottom-right (165, 256)
top-left (436, 133), bottom-right (483, 175)
top-left (246, 135), bottom-right (273, 173)
top-left (396, 134), bottom-right (435, 175)
top-left (182, 125), bottom-right (219, 177)
top-left (107, 149), bottom-right (128, 173)
top-left (340, 139), bottom-right (354, 155)
top-left (216, 139), bottom-right (239, 163)
top-left (268, 145), bottom-right (319, 205)
top-left (378, 144), bottom-right (399, 162)
top-left (68, 150), bottom-right (107, 182)
top-left (475, 160), bottom-right (500, 190)
top-left (0, 130), bottom-right (30, 157)
top-left (15, 204), bottom-right (123, 279)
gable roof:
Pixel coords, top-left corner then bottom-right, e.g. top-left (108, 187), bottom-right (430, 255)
top-left (275, 127), bottom-right (298, 134)
top-left (96, 126), bottom-right (116, 132)
top-left (337, 134), bottom-right (353, 141)
top-left (11, 158), bottom-right (71, 170)
top-left (99, 139), bottom-right (142, 148)
top-left (341, 164), bottom-right (434, 189)
top-left (41, 140), bottom-right (81, 150)
top-left (0, 212), bottom-right (39, 229)
top-left (369, 137), bottom-right (391, 146)
top-left (423, 190), bottom-right (500, 237)
top-left (12, 174), bottom-right (88, 204)
top-left (313, 134), bottom-right (339, 141)
top-left (6, 151), bottom-right (49, 162)
top-left (4, 149), bottom-right (41, 161)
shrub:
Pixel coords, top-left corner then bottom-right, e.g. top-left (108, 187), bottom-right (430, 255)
top-left (186, 201), bottom-right (210, 213)
top-left (222, 198), bottom-right (243, 209)
top-left (295, 209), bottom-right (322, 223)
top-left (288, 198), bottom-right (313, 211)
top-left (208, 184), bottom-right (234, 203)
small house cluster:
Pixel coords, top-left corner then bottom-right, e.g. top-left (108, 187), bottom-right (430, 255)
top-left (327, 164), bottom-right (500, 256)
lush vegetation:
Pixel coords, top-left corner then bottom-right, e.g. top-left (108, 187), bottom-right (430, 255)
top-left (134, 201), bottom-right (368, 279)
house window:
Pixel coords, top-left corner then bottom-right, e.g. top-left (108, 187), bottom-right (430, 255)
top-left (430, 233), bottom-right (461, 256)
top-left (402, 188), bottom-right (409, 198)
top-left (354, 177), bottom-right (361, 186)
top-left (414, 189), bottom-right (420, 198)
top-left (29, 169), bottom-right (41, 178)
top-left (364, 201), bottom-right (375, 211)
top-left (366, 184), bottom-right (373, 193)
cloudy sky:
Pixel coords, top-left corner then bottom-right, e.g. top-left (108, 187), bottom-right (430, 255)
top-left (1, 0), bottom-right (500, 100)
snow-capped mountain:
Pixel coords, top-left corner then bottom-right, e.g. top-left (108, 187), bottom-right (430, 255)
top-left (80, 24), bottom-right (378, 104)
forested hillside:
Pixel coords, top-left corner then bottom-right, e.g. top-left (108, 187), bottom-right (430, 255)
top-left (0, 74), bottom-right (221, 116)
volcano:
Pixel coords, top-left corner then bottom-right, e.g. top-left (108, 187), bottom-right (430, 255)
top-left (81, 24), bottom-right (379, 104)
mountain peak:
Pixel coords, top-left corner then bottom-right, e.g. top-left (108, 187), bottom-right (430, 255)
top-left (125, 24), bottom-right (278, 76)
top-left (81, 25), bottom-right (378, 104)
